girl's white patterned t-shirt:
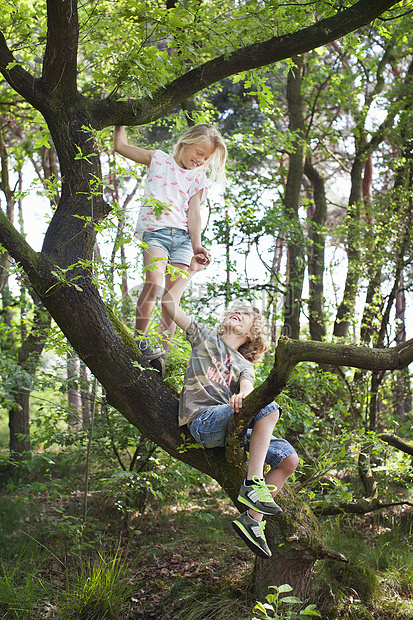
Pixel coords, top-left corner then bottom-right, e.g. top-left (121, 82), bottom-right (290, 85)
top-left (135, 150), bottom-right (208, 234)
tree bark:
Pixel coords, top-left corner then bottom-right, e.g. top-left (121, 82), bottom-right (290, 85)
top-left (304, 159), bottom-right (327, 342)
top-left (282, 55), bottom-right (306, 340)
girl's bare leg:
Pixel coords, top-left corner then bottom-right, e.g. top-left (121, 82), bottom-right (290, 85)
top-left (135, 248), bottom-right (167, 334)
top-left (158, 262), bottom-right (189, 353)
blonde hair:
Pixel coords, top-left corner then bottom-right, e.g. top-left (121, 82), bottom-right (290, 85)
top-left (173, 124), bottom-right (227, 183)
top-left (217, 302), bottom-right (270, 364)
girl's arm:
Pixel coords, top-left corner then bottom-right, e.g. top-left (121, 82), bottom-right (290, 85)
top-left (113, 126), bottom-right (155, 166)
top-left (187, 190), bottom-right (210, 264)
top-left (161, 255), bottom-right (207, 332)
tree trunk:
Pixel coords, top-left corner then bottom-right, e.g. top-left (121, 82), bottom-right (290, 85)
top-left (282, 55), bottom-right (306, 340)
top-left (9, 389), bottom-right (31, 455)
top-left (304, 159), bottom-right (327, 342)
top-left (67, 351), bottom-right (82, 429)
top-left (255, 555), bottom-right (315, 601)
top-left (9, 297), bottom-right (51, 457)
top-left (394, 280), bottom-right (411, 418)
top-left (252, 484), bottom-right (344, 598)
top-left (80, 362), bottom-right (91, 425)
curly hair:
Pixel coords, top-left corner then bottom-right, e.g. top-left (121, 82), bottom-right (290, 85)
top-left (217, 302), bottom-right (270, 365)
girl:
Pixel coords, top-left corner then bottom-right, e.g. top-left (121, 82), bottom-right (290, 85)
top-left (114, 124), bottom-right (227, 374)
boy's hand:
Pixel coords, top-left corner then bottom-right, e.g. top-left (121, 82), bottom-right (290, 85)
top-left (189, 254), bottom-right (210, 272)
top-left (230, 392), bottom-right (245, 413)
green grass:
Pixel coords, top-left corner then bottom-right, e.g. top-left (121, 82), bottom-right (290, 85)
top-left (0, 560), bottom-right (50, 620)
top-left (310, 513), bottom-right (413, 619)
top-left (1, 465), bottom-right (413, 619)
top-left (61, 551), bottom-right (135, 620)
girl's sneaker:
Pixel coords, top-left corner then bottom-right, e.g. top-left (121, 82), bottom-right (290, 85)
top-left (135, 334), bottom-right (164, 361)
top-left (238, 476), bottom-right (282, 515)
top-left (232, 511), bottom-right (271, 558)
top-left (149, 356), bottom-right (166, 378)
top-left (134, 334), bottom-right (166, 377)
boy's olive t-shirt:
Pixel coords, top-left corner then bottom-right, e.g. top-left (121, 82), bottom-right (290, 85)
top-left (178, 319), bottom-right (255, 427)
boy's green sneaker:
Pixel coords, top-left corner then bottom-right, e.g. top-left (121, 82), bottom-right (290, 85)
top-left (232, 511), bottom-right (271, 558)
top-left (237, 476), bottom-right (282, 515)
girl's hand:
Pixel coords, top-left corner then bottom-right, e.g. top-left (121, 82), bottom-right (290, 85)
top-left (189, 254), bottom-right (209, 273)
top-left (192, 245), bottom-right (211, 265)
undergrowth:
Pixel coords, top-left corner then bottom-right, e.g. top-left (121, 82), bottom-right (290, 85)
top-left (1, 466), bottom-right (413, 619)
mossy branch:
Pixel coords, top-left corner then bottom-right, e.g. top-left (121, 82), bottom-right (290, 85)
top-left (226, 336), bottom-right (413, 467)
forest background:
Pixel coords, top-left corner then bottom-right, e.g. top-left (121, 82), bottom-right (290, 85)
top-left (1, 0), bottom-right (413, 618)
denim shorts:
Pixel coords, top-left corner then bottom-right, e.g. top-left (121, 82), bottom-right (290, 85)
top-left (141, 228), bottom-right (193, 266)
top-left (188, 401), bottom-right (297, 469)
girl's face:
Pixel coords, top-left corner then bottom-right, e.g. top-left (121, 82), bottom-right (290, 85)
top-left (176, 139), bottom-right (215, 170)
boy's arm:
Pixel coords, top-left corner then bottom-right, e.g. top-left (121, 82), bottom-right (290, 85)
top-left (187, 191), bottom-right (210, 265)
top-left (113, 125), bottom-right (155, 166)
top-left (161, 255), bottom-right (208, 332)
top-left (230, 379), bottom-right (254, 413)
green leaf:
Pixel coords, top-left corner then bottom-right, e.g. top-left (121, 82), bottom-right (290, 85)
top-left (281, 596), bottom-right (302, 604)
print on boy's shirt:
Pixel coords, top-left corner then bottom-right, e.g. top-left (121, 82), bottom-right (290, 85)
top-left (205, 354), bottom-right (233, 387)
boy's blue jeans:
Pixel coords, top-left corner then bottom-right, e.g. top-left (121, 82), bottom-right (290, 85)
top-left (188, 401), bottom-right (297, 469)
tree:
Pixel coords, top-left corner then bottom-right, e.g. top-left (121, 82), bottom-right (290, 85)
top-left (0, 121), bottom-right (51, 457)
top-left (0, 0), bottom-right (410, 597)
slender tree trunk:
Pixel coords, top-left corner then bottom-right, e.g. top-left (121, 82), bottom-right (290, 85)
top-left (67, 350), bottom-right (82, 428)
top-left (0, 128), bottom-right (14, 292)
top-left (393, 278), bottom-right (411, 419)
top-left (304, 159), bottom-right (327, 341)
top-left (1, 130), bottom-right (51, 458)
top-left (282, 55), bottom-right (306, 340)
top-left (9, 297), bottom-right (51, 456)
top-left (9, 390), bottom-right (31, 455)
top-left (80, 362), bottom-right (91, 425)
top-left (269, 234), bottom-right (285, 345)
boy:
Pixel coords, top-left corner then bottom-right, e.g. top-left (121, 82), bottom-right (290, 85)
top-left (162, 255), bottom-right (299, 558)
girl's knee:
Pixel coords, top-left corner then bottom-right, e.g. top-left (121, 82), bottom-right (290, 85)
top-left (144, 272), bottom-right (164, 287)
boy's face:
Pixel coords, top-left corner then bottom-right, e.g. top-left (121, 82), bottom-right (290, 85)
top-left (223, 309), bottom-right (255, 339)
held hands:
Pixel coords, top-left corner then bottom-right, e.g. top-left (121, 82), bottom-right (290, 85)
top-left (192, 245), bottom-right (211, 266)
top-left (189, 252), bottom-right (211, 273)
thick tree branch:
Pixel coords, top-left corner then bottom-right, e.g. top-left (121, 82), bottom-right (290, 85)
top-left (89, 0), bottom-right (401, 128)
top-left (0, 1), bottom-right (79, 110)
top-left (379, 433), bottom-right (413, 456)
top-left (0, 33), bottom-right (45, 111)
top-left (314, 498), bottom-right (413, 516)
top-left (226, 335), bottom-right (413, 465)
